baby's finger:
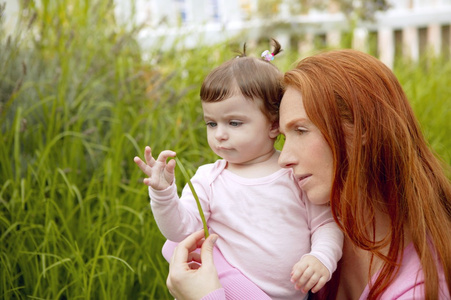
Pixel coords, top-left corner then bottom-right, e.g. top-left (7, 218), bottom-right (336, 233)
top-left (134, 156), bottom-right (152, 176)
top-left (310, 276), bottom-right (327, 293)
top-left (300, 273), bottom-right (320, 293)
top-left (291, 263), bottom-right (307, 283)
top-left (156, 150), bottom-right (177, 164)
top-left (166, 158), bottom-right (177, 175)
top-left (144, 146), bottom-right (155, 166)
top-left (293, 267), bottom-right (312, 290)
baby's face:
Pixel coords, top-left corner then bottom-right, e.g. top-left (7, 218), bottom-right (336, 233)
top-left (202, 94), bottom-right (277, 166)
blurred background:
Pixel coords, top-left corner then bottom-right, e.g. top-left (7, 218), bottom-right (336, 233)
top-left (1, 0), bottom-right (450, 299)
top-left (112, 0), bottom-right (451, 68)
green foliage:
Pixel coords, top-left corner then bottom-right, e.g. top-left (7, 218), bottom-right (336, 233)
top-left (0, 1), bottom-right (450, 299)
top-left (394, 54), bottom-right (451, 175)
top-left (0, 0), bottom-right (175, 298)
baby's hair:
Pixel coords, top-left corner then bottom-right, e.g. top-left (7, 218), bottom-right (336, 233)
top-left (235, 38), bottom-right (283, 59)
top-left (263, 38), bottom-right (283, 58)
top-left (200, 38), bottom-right (283, 124)
top-left (235, 43), bottom-right (247, 58)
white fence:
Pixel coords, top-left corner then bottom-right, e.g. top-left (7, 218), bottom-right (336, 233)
top-left (115, 0), bottom-right (451, 68)
top-left (3, 0), bottom-right (451, 68)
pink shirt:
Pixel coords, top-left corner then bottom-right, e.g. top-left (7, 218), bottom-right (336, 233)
top-left (200, 242), bottom-right (450, 300)
top-left (360, 242), bottom-right (449, 299)
top-left (150, 160), bottom-right (343, 300)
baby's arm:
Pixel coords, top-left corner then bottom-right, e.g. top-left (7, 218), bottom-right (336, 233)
top-left (134, 146), bottom-right (176, 190)
top-left (294, 195), bottom-right (344, 294)
top-left (135, 147), bottom-right (211, 241)
top-left (134, 146), bottom-right (194, 240)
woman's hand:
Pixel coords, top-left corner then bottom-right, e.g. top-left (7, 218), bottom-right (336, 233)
top-left (167, 230), bottom-right (223, 300)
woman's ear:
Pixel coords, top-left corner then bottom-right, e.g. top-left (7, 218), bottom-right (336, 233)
top-left (269, 121), bottom-right (279, 138)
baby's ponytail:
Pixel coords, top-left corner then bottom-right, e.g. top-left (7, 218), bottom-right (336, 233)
top-left (261, 38), bottom-right (283, 62)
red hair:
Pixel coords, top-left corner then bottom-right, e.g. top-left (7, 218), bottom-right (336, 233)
top-left (284, 49), bottom-right (451, 299)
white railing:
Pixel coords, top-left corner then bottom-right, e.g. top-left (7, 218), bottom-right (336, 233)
top-left (114, 0), bottom-right (451, 68)
top-left (3, 0), bottom-right (450, 68)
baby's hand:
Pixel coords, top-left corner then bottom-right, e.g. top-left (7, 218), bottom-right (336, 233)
top-left (291, 255), bottom-right (329, 294)
top-left (134, 146), bottom-right (176, 190)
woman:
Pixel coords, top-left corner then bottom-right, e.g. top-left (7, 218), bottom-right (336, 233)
top-left (166, 49), bottom-right (451, 299)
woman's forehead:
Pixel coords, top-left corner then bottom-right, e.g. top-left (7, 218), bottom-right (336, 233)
top-left (279, 88), bottom-right (308, 128)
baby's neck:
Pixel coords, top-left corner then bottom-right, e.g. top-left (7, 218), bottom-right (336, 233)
top-left (226, 150), bottom-right (281, 178)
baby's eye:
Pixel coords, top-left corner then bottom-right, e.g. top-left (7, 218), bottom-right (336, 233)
top-left (229, 121), bottom-right (242, 127)
top-left (206, 121), bottom-right (217, 128)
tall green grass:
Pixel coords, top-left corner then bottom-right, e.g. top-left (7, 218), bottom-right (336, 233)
top-left (394, 55), bottom-right (451, 171)
top-left (0, 1), bottom-right (179, 298)
top-left (0, 1), bottom-right (450, 299)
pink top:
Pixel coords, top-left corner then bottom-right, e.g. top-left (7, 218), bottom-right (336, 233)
top-left (360, 242), bottom-right (449, 299)
top-left (201, 242), bottom-right (450, 300)
top-left (150, 160), bottom-right (343, 300)
top-left (202, 288), bottom-right (226, 300)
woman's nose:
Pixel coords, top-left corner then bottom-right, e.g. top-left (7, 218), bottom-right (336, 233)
top-left (278, 143), bottom-right (295, 169)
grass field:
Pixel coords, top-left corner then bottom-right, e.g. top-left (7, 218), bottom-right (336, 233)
top-left (1, 1), bottom-right (450, 299)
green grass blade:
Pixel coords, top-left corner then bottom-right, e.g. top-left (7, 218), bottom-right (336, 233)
top-left (174, 157), bottom-right (209, 238)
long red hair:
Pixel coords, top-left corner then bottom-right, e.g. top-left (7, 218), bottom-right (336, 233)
top-left (284, 49), bottom-right (451, 299)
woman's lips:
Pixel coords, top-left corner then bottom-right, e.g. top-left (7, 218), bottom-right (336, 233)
top-left (296, 174), bottom-right (312, 188)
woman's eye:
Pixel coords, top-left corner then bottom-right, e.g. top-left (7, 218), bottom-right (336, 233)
top-left (206, 122), bottom-right (217, 128)
top-left (229, 121), bottom-right (242, 127)
top-left (295, 128), bottom-right (307, 134)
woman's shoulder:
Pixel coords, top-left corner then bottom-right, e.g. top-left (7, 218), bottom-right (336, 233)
top-left (362, 243), bottom-right (449, 299)
top-left (377, 244), bottom-right (424, 299)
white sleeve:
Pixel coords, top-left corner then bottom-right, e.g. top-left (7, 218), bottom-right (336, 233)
top-left (150, 169), bottom-right (211, 242)
top-left (305, 200), bottom-right (343, 280)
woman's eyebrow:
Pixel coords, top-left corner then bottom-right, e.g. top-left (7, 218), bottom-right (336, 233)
top-left (280, 118), bottom-right (308, 132)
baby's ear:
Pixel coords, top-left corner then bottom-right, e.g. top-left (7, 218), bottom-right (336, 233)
top-left (269, 121), bottom-right (279, 138)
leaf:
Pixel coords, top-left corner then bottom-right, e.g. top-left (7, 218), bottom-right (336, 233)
top-left (175, 157), bottom-right (209, 238)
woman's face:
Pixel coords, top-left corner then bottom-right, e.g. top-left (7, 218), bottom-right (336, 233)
top-left (278, 86), bottom-right (334, 205)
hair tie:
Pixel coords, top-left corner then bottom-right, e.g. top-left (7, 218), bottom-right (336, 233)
top-left (261, 50), bottom-right (274, 61)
